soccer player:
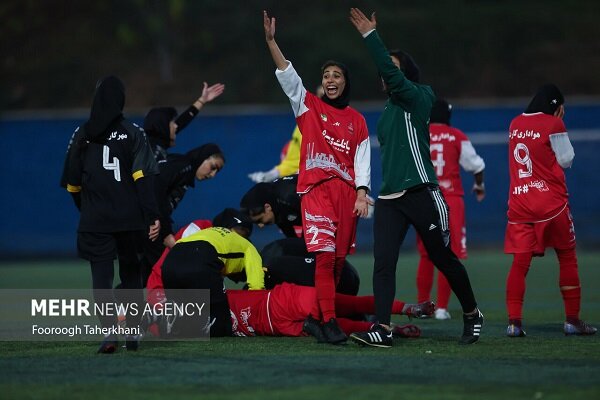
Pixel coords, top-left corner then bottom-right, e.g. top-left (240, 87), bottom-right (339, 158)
top-left (228, 282), bottom-right (433, 341)
top-left (504, 84), bottom-right (596, 337)
top-left (348, 8), bottom-right (483, 348)
top-left (61, 75), bottom-right (161, 353)
top-left (141, 143), bottom-right (225, 283)
top-left (240, 174), bottom-right (302, 238)
top-left (263, 11), bottom-right (372, 344)
top-left (144, 82), bottom-right (225, 162)
top-left (416, 99), bottom-right (486, 320)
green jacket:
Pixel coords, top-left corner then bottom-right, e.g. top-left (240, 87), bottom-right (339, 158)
top-left (364, 31), bottom-right (437, 195)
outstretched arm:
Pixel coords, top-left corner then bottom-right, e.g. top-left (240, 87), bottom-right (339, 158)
top-left (264, 10), bottom-right (289, 71)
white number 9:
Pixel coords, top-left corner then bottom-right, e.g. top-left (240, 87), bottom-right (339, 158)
top-left (514, 142), bottom-right (532, 178)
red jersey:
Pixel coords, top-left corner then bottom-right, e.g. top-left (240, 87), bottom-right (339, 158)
top-left (275, 63), bottom-right (371, 194)
top-left (227, 289), bottom-right (271, 337)
top-left (429, 123), bottom-right (484, 197)
top-left (146, 219), bottom-right (212, 306)
top-left (507, 113), bottom-right (570, 223)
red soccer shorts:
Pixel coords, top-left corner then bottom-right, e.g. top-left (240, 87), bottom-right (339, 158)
top-left (300, 178), bottom-right (358, 256)
top-left (504, 204), bottom-right (576, 255)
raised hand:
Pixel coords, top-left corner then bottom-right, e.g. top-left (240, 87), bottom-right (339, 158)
top-left (349, 7), bottom-right (376, 35)
top-left (200, 82), bottom-right (225, 103)
top-left (263, 10), bottom-right (276, 42)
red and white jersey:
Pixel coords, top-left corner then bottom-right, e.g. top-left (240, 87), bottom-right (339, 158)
top-left (146, 219), bottom-right (212, 306)
top-left (507, 113), bottom-right (572, 223)
top-left (275, 62), bottom-right (371, 194)
top-left (429, 123), bottom-right (485, 196)
top-left (227, 289), bottom-right (271, 337)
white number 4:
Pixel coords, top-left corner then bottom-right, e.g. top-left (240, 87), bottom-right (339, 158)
top-left (103, 145), bottom-right (121, 181)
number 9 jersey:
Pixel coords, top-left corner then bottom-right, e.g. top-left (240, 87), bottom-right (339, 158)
top-left (507, 112), bottom-right (573, 223)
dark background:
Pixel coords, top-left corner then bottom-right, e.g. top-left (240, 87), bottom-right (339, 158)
top-left (2, 0), bottom-right (600, 111)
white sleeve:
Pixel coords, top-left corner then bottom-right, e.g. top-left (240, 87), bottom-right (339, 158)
top-left (549, 132), bottom-right (575, 168)
top-left (354, 136), bottom-right (371, 191)
top-left (275, 62), bottom-right (309, 118)
top-left (459, 141), bottom-right (485, 174)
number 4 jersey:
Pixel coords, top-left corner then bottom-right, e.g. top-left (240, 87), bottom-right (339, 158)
top-left (61, 120), bottom-right (159, 232)
top-left (507, 112), bottom-right (571, 223)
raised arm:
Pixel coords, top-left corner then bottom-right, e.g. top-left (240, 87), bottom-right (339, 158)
top-left (264, 10), bottom-right (289, 71)
top-left (193, 82), bottom-right (225, 110)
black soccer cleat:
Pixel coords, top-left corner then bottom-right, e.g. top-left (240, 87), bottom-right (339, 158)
top-left (97, 334), bottom-right (118, 354)
top-left (125, 334), bottom-right (141, 351)
top-left (350, 324), bottom-right (393, 348)
top-left (564, 319), bottom-right (597, 336)
top-left (460, 309), bottom-right (484, 345)
top-left (302, 315), bottom-right (327, 343)
top-left (403, 301), bottom-right (436, 319)
top-left (322, 318), bottom-right (348, 345)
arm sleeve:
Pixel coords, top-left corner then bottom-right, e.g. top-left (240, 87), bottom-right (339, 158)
top-left (353, 128), bottom-right (371, 191)
top-left (459, 140), bottom-right (485, 174)
top-left (131, 126), bottom-right (160, 179)
top-left (363, 31), bottom-right (419, 105)
top-left (274, 62), bottom-right (310, 118)
top-left (134, 175), bottom-right (161, 226)
top-left (174, 105), bottom-right (199, 133)
top-left (549, 132), bottom-right (575, 168)
top-left (275, 126), bottom-right (301, 176)
top-left (244, 245), bottom-right (265, 290)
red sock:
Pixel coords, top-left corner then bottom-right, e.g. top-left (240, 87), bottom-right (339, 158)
top-left (506, 252), bottom-right (532, 321)
top-left (334, 293), bottom-right (405, 316)
top-left (416, 255), bottom-right (434, 303)
top-left (437, 271), bottom-right (452, 309)
top-left (337, 318), bottom-right (371, 335)
top-left (334, 257), bottom-right (345, 286)
top-left (557, 247), bottom-right (581, 320)
top-left (315, 251), bottom-right (336, 321)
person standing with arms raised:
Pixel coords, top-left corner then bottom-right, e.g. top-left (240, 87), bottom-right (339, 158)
top-left (348, 8), bottom-right (483, 348)
top-left (262, 10), bottom-right (372, 344)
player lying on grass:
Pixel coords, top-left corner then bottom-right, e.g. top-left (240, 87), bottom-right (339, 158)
top-left (226, 282), bottom-right (433, 341)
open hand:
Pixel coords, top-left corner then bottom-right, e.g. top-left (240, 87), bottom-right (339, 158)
top-left (263, 10), bottom-right (276, 41)
top-left (200, 82), bottom-right (225, 103)
top-left (349, 7), bottom-right (376, 35)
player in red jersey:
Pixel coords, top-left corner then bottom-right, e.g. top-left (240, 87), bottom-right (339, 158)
top-left (228, 282), bottom-right (432, 340)
top-left (263, 11), bottom-right (372, 344)
top-left (505, 84), bottom-right (596, 337)
top-left (416, 100), bottom-right (485, 320)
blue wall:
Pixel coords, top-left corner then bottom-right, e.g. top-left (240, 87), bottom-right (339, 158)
top-left (1, 103), bottom-right (599, 257)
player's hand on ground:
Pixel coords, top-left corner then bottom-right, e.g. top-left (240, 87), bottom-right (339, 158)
top-left (148, 220), bottom-right (161, 241)
top-left (349, 8), bottom-right (376, 35)
top-left (263, 10), bottom-right (276, 42)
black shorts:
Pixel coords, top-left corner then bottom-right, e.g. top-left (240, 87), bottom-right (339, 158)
top-left (77, 231), bottom-right (143, 262)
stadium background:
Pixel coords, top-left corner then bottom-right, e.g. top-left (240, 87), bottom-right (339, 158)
top-left (1, 0), bottom-right (599, 257)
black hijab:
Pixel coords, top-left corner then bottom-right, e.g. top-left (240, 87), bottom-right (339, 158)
top-left (525, 84), bottom-right (564, 115)
top-left (186, 143), bottom-right (224, 172)
top-left (84, 76), bottom-right (125, 141)
top-left (389, 49), bottom-right (420, 83)
top-left (143, 107), bottom-right (178, 149)
top-left (430, 99), bottom-right (452, 125)
top-left (319, 60), bottom-right (351, 109)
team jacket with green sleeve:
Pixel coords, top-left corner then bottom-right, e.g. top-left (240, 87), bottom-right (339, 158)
top-left (177, 227), bottom-right (265, 290)
top-left (363, 30), bottom-right (437, 195)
